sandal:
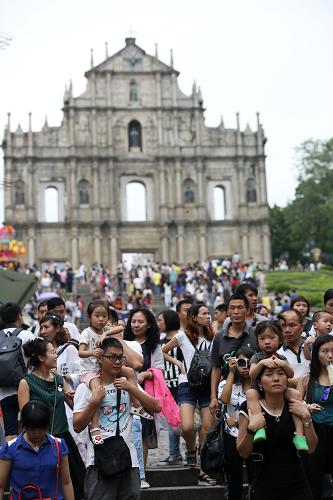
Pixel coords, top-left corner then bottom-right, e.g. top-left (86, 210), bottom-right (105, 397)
top-left (198, 473), bottom-right (217, 486)
top-left (91, 427), bottom-right (104, 445)
top-left (185, 447), bottom-right (197, 468)
top-left (131, 406), bottom-right (154, 420)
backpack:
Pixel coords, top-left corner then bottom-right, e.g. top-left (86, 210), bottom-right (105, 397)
top-left (0, 328), bottom-right (26, 387)
top-left (187, 340), bottom-right (212, 389)
top-left (200, 415), bottom-right (225, 474)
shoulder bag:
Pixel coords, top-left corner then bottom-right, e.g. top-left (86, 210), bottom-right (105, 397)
top-left (93, 389), bottom-right (132, 478)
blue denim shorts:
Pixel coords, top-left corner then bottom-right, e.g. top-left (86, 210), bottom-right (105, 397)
top-left (177, 382), bottom-right (211, 409)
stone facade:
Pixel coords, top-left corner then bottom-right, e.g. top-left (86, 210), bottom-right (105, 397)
top-left (2, 38), bottom-right (271, 272)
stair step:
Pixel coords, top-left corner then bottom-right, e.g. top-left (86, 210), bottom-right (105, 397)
top-left (140, 485), bottom-right (224, 500)
top-left (146, 467), bottom-right (198, 487)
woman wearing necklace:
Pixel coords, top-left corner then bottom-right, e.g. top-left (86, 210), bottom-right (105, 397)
top-left (17, 338), bottom-right (85, 500)
top-left (237, 364), bottom-right (317, 500)
top-left (123, 309), bottom-right (164, 471)
top-left (298, 335), bottom-right (333, 500)
top-left (0, 400), bottom-right (74, 500)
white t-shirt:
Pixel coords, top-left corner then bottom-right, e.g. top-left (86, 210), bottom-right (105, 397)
top-left (277, 344), bottom-right (310, 378)
top-left (56, 344), bottom-right (81, 388)
top-left (218, 380), bottom-right (246, 438)
top-left (79, 327), bottom-right (101, 374)
top-left (73, 383), bottom-right (138, 468)
top-left (0, 328), bottom-right (35, 402)
top-left (175, 329), bottom-right (212, 384)
top-left (64, 322), bottom-right (80, 342)
top-left (123, 340), bottom-right (143, 358)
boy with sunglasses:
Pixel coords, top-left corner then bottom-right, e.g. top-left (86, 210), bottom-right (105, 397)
top-left (73, 337), bottom-right (160, 500)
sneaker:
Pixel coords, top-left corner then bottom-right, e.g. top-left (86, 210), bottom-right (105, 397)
top-left (158, 455), bottom-right (183, 466)
top-left (140, 480), bottom-right (150, 489)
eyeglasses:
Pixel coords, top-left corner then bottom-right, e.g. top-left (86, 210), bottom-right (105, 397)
top-left (321, 386), bottom-right (331, 403)
top-left (237, 358), bottom-right (250, 368)
top-left (102, 354), bottom-right (126, 363)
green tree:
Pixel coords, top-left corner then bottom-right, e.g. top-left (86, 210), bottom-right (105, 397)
top-left (270, 138), bottom-right (333, 263)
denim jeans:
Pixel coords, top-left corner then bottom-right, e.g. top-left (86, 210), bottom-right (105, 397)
top-left (169, 426), bottom-right (181, 459)
top-left (132, 416), bottom-right (145, 480)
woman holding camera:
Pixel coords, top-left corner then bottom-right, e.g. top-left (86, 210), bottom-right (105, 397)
top-left (220, 346), bottom-right (254, 500)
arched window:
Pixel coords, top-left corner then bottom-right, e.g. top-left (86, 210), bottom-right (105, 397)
top-left (129, 80), bottom-right (138, 102)
top-left (214, 186), bottom-right (226, 220)
top-left (78, 179), bottom-right (90, 205)
top-left (126, 182), bottom-right (146, 221)
top-left (246, 178), bottom-right (257, 203)
top-left (128, 120), bottom-right (142, 150)
top-left (183, 179), bottom-right (195, 204)
top-left (45, 186), bottom-right (59, 222)
top-left (15, 180), bottom-right (25, 205)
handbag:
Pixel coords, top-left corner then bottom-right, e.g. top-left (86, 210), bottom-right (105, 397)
top-left (200, 415), bottom-right (225, 474)
top-left (93, 389), bottom-right (132, 478)
top-left (11, 437), bottom-right (61, 500)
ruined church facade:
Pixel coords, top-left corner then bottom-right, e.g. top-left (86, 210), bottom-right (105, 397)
top-left (2, 38), bottom-right (271, 272)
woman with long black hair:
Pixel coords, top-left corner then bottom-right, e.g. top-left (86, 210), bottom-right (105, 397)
top-left (162, 304), bottom-right (215, 483)
top-left (299, 334), bottom-right (333, 499)
top-left (123, 308), bottom-right (164, 482)
top-left (17, 338), bottom-right (85, 500)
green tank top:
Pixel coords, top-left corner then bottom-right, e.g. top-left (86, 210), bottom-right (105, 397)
top-left (24, 372), bottom-right (68, 435)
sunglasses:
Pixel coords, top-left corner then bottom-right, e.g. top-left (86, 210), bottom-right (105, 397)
top-left (321, 386), bottom-right (331, 403)
top-left (102, 354), bottom-right (126, 363)
top-left (237, 358), bottom-right (250, 368)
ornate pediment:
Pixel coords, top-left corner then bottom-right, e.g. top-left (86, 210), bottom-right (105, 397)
top-left (86, 38), bottom-right (178, 76)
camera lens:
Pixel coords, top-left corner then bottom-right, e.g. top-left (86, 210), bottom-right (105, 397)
top-left (237, 358), bottom-right (248, 367)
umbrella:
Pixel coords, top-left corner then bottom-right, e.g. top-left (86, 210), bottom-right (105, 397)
top-left (0, 269), bottom-right (38, 307)
top-left (36, 292), bottom-right (60, 302)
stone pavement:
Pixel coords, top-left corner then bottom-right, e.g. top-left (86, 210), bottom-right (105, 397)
top-left (147, 420), bottom-right (187, 467)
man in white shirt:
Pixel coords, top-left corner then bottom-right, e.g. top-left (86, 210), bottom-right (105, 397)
top-left (0, 302), bottom-right (34, 440)
top-left (47, 297), bottom-right (80, 341)
top-left (277, 309), bottom-right (310, 382)
top-left (28, 300), bottom-right (48, 337)
top-left (73, 337), bottom-right (160, 500)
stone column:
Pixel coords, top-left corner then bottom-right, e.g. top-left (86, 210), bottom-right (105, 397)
top-left (70, 227), bottom-right (79, 269)
top-left (92, 161), bottom-right (99, 219)
top-left (109, 226), bottom-right (118, 274)
top-left (177, 224), bottom-right (184, 263)
top-left (199, 223), bottom-right (207, 261)
top-left (262, 224), bottom-right (271, 264)
top-left (27, 160), bottom-right (35, 221)
top-left (94, 226), bottom-right (101, 264)
top-left (241, 225), bottom-right (249, 261)
top-left (109, 159), bottom-right (116, 220)
top-left (159, 160), bottom-right (167, 222)
top-left (160, 227), bottom-right (169, 263)
top-left (175, 161), bottom-right (182, 206)
top-left (28, 227), bottom-right (36, 267)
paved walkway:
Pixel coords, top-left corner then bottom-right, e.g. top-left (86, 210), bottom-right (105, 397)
top-left (147, 419), bottom-right (187, 468)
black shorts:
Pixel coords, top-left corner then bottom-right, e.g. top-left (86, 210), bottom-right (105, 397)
top-left (1, 394), bottom-right (19, 436)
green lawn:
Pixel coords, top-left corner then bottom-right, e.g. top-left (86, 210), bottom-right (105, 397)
top-left (264, 270), bottom-right (333, 307)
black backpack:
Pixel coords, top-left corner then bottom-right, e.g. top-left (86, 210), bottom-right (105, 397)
top-left (200, 415), bottom-right (225, 474)
top-left (187, 340), bottom-right (212, 389)
top-left (0, 328), bottom-right (26, 387)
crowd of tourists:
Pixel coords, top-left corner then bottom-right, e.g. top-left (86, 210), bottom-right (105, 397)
top-left (0, 265), bottom-right (333, 500)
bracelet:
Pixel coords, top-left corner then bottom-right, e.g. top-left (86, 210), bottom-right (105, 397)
top-left (302, 418), bottom-right (312, 428)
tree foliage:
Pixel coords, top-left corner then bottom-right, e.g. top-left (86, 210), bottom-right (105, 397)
top-left (270, 138), bottom-right (333, 263)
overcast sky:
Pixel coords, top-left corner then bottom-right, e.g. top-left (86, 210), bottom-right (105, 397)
top-left (1, 0), bottom-right (333, 223)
